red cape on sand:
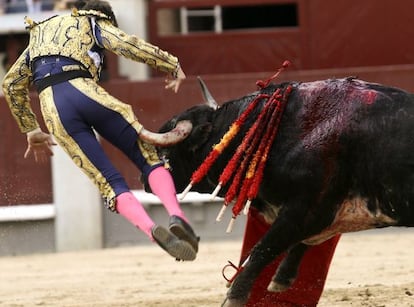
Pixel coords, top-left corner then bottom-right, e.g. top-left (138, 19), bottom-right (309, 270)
top-left (238, 208), bottom-right (340, 307)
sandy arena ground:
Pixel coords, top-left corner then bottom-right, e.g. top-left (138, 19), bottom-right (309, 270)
top-left (1, 228), bottom-right (414, 306)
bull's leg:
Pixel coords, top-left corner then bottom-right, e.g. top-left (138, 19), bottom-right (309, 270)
top-left (267, 243), bottom-right (309, 292)
top-left (220, 243), bottom-right (309, 307)
top-left (223, 215), bottom-right (304, 306)
top-left (223, 204), bottom-right (334, 307)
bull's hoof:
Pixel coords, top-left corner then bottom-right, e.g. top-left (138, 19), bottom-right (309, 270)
top-left (221, 297), bottom-right (246, 307)
top-left (267, 280), bottom-right (290, 292)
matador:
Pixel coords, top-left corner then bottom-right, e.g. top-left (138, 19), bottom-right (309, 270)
top-left (2, 0), bottom-right (199, 261)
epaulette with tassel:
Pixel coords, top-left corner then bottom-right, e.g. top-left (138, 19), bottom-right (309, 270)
top-left (73, 8), bottom-right (112, 22)
top-left (24, 16), bottom-right (36, 29)
top-left (24, 14), bottom-right (59, 30)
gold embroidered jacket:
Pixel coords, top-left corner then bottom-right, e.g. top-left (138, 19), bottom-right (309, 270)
top-left (2, 9), bottom-right (180, 133)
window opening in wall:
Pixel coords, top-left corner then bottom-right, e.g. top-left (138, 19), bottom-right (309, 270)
top-left (155, 3), bottom-right (298, 36)
top-left (222, 4), bottom-right (298, 30)
top-left (182, 6), bottom-right (222, 33)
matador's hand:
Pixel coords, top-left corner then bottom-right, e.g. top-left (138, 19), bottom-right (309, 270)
top-left (165, 65), bottom-right (186, 93)
top-left (24, 128), bottom-right (57, 163)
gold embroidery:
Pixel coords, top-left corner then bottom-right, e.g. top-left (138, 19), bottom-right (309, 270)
top-left (97, 20), bottom-right (178, 74)
top-left (2, 48), bottom-right (40, 133)
top-left (69, 78), bottom-right (161, 167)
top-left (39, 87), bottom-right (117, 211)
top-left (28, 14), bottom-right (100, 80)
top-left (69, 78), bottom-right (144, 132)
top-left (138, 139), bottom-right (162, 167)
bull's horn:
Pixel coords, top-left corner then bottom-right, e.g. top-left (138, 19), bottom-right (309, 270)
top-left (139, 120), bottom-right (192, 147)
top-left (197, 76), bottom-right (219, 110)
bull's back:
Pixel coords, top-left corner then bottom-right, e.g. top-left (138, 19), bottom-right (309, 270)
top-left (261, 78), bottom-right (414, 225)
top-left (297, 78), bottom-right (414, 224)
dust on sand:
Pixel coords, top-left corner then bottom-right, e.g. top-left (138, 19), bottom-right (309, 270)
top-left (0, 228), bottom-right (414, 306)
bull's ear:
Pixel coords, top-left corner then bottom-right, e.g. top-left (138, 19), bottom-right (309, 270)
top-left (187, 123), bottom-right (213, 152)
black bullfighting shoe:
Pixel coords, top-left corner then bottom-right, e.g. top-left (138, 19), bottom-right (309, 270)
top-left (151, 225), bottom-right (196, 261)
top-left (169, 215), bottom-right (200, 253)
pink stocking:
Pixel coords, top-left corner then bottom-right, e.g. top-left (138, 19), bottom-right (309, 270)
top-left (116, 191), bottom-right (154, 239)
top-left (148, 166), bottom-right (188, 222)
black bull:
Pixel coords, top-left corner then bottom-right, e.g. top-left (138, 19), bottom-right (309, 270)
top-left (151, 77), bottom-right (414, 306)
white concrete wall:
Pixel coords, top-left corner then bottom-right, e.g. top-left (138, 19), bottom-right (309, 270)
top-left (52, 146), bottom-right (103, 252)
top-left (110, 0), bottom-right (149, 81)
